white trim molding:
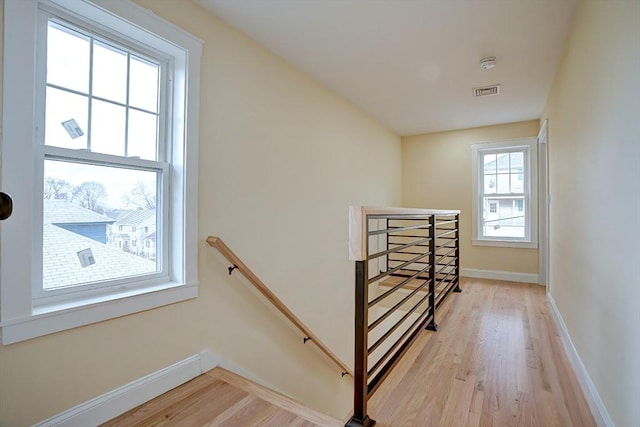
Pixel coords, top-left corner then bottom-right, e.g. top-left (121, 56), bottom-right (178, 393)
top-left (0, 283), bottom-right (198, 345)
top-left (471, 239), bottom-right (538, 249)
top-left (537, 119), bottom-right (550, 288)
top-left (547, 293), bottom-right (614, 427)
top-left (34, 351), bottom-right (218, 427)
top-left (461, 268), bottom-right (539, 284)
top-left (33, 349), bottom-right (285, 427)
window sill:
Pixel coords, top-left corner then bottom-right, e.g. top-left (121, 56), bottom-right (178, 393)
top-left (0, 281), bottom-right (198, 345)
top-left (472, 239), bottom-right (538, 249)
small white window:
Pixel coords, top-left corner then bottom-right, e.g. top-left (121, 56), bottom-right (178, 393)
top-left (471, 138), bottom-right (538, 248)
top-left (1, 0), bottom-right (202, 344)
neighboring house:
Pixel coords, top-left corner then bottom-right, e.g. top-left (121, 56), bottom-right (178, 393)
top-left (42, 201), bottom-right (155, 290)
top-left (108, 209), bottom-right (156, 260)
top-left (104, 209), bottom-right (132, 221)
top-left (43, 200), bottom-right (115, 244)
top-left (141, 231), bottom-right (157, 261)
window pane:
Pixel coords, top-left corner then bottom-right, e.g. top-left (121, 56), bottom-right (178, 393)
top-left (496, 153), bottom-right (510, 174)
top-left (93, 41), bottom-right (127, 104)
top-left (511, 173), bottom-right (524, 193)
top-left (45, 87), bottom-right (88, 149)
top-left (483, 153), bottom-right (496, 174)
top-left (128, 110), bottom-right (158, 160)
top-left (91, 100), bottom-right (126, 156)
top-left (47, 22), bottom-right (90, 93)
top-left (43, 160), bottom-right (158, 290)
top-left (484, 174), bottom-right (497, 194)
top-left (496, 173), bottom-right (510, 193)
top-left (510, 152), bottom-right (524, 173)
top-left (129, 56), bottom-right (159, 112)
top-left (482, 197), bottom-right (525, 238)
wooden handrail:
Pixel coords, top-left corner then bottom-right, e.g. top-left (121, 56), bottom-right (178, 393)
top-left (206, 236), bottom-right (353, 377)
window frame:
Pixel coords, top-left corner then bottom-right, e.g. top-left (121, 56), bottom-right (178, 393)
top-left (0, 0), bottom-right (203, 345)
top-left (471, 138), bottom-right (538, 249)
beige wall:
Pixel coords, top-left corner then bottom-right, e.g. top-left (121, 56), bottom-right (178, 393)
top-left (0, 1), bottom-right (402, 425)
top-left (543, 0), bottom-right (640, 425)
top-left (402, 121), bottom-right (540, 275)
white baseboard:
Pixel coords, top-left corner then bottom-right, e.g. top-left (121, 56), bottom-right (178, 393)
top-left (547, 293), bottom-right (614, 427)
top-left (35, 350), bottom-right (219, 427)
top-left (461, 268), bottom-right (539, 284)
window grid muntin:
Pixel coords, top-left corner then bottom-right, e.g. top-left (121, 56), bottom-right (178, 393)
top-left (478, 146), bottom-right (530, 241)
top-left (34, 10), bottom-right (171, 303)
top-left (45, 18), bottom-right (162, 160)
top-left (482, 149), bottom-right (525, 195)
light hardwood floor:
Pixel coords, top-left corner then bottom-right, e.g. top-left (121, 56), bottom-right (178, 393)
top-left (101, 368), bottom-right (341, 427)
top-left (103, 278), bottom-right (595, 426)
top-left (367, 278), bottom-right (595, 427)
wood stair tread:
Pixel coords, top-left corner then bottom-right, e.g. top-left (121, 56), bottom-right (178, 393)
top-left (101, 367), bottom-right (341, 427)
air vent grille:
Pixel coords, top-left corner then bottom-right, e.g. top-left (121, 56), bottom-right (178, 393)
top-left (473, 84), bottom-right (501, 97)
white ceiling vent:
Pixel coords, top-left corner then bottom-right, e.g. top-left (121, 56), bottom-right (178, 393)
top-left (473, 84), bottom-right (501, 97)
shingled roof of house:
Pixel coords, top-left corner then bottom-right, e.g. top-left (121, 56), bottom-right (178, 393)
top-left (114, 209), bottom-right (155, 226)
top-left (44, 200), bottom-right (115, 225)
top-left (43, 223), bottom-right (156, 290)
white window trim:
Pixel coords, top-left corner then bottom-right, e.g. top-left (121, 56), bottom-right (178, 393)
top-left (471, 137), bottom-right (538, 249)
top-left (0, 0), bottom-right (203, 345)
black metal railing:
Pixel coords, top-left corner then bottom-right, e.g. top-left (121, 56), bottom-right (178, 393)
top-left (347, 207), bottom-right (461, 427)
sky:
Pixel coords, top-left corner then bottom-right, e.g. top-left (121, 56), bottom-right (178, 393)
top-left (45, 160), bottom-right (156, 210)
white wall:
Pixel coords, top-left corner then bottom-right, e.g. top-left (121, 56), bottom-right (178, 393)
top-left (543, 0), bottom-right (640, 425)
top-left (0, 0), bottom-right (402, 425)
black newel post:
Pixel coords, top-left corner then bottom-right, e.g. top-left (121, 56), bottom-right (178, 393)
top-left (346, 261), bottom-right (376, 427)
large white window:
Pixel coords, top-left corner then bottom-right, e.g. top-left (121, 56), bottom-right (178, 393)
top-left (1, 0), bottom-right (202, 344)
top-left (37, 12), bottom-right (169, 303)
top-left (471, 138), bottom-right (538, 248)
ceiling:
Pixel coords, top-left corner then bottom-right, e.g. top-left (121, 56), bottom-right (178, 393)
top-left (196, 0), bottom-right (579, 136)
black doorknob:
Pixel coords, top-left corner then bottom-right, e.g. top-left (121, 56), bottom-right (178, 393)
top-left (0, 192), bottom-right (13, 220)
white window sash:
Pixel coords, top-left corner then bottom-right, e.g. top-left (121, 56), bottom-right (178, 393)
top-left (32, 7), bottom-right (171, 302)
top-left (471, 138), bottom-right (538, 248)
